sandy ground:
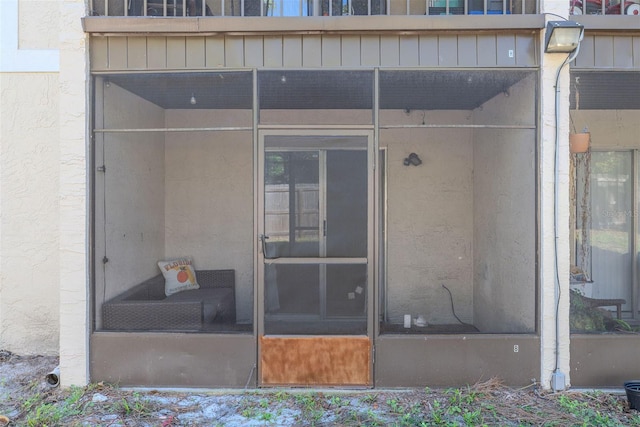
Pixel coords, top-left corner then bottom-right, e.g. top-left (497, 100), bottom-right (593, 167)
top-left (1, 350), bottom-right (639, 426)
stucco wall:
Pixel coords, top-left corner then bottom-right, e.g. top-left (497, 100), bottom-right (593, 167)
top-left (165, 110), bottom-right (254, 324)
top-left (0, 73), bottom-right (60, 355)
top-left (471, 75), bottom-right (536, 333)
top-left (381, 111), bottom-right (474, 325)
top-left (19, 0), bottom-right (60, 49)
top-left (571, 110), bottom-right (640, 150)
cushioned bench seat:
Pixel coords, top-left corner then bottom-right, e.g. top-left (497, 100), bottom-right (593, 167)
top-left (102, 269), bottom-right (235, 331)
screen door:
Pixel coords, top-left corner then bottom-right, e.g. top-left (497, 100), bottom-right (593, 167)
top-left (258, 131), bottom-right (374, 386)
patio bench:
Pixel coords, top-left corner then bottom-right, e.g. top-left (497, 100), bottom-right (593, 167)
top-left (102, 269), bottom-right (235, 331)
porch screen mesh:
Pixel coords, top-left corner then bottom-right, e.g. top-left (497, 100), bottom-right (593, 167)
top-left (378, 69), bottom-right (537, 335)
top-left (93, 72), bottom-right (254, 334)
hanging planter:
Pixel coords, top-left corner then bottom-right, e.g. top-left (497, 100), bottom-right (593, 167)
top-left (570, 132), bottom-right (590, 154)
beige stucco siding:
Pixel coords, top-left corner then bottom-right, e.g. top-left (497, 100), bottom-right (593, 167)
top-left (19, 0), bottom-right (61, 50)
top-left (0, 73), bottom-right (60, 355)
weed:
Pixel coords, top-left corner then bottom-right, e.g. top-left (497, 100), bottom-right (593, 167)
top-left (295, 393), bottom-right (324, 426)
top-left (387, 398), bottom-right (402, 413)
top-left (274, 390), bottom-right (290, 402)
top-left (362, 393), bottom-right (378, 404)
top-left (462, 407), bottom-right (483, 426)
top-left (329, 395), bottom-right (345, 407)
top-left (556, 394), bottom-right (620, 427)
top-left (111, 392), bottom-right (156, 418)
top-left (259, 411), bottom-right (275, 422)
top-left (241, 407), bottom-right (257, 418)
top-left (24, 385), bottom-right (87, 427)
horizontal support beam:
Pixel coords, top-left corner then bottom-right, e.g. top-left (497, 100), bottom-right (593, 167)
top-left (83, 15), bottom-right (545, 35)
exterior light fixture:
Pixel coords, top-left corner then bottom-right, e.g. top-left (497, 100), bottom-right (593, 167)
top-left (403, 153), bottom-right (422, 166)
top-left (190, 93), bottom-right (197, 105)
top-left (544, 21), bottom-right (584, 53)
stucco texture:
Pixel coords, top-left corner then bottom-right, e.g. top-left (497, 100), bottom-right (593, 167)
top-left (0, 72), bottom-right (60, 355)
top-left (18, 0), bottom-right (61, 50)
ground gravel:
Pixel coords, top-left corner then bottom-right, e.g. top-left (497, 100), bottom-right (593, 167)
top-left (1, 350), bottom-right (639, 426)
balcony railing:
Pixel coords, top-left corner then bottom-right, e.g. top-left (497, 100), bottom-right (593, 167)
top-left (90, 0), bottom-right (538, 16)
top-left (569, 0), bottom-right (639, 15)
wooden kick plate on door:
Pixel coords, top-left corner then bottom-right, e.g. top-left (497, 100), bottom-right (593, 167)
top-left (260, 336), bottom-right (371, 386)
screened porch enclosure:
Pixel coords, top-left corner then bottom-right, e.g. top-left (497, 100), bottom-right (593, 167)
top-left (570, 71), bottom-right (640, 333)
top-left (92, 69), bottom-right (537, 336)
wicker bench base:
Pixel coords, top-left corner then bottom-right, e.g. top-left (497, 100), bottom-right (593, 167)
top-left (102, 269), bottom-right (235, 331)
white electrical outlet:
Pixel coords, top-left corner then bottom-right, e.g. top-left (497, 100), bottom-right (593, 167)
top-left (514, 345), bottom-right (519, 353)
top-left (508, 49), bottom-right (514, 58)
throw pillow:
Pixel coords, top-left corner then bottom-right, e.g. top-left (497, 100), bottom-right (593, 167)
top-left (157, 258), bottom-right (200, 296)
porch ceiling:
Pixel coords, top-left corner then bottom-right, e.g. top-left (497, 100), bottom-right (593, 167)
top-left (570, 71), bottom-right (640, 110)
top-left (103, 70), bottom-right (639, 111)
top-left (102, 70), bottom-right (534, 111)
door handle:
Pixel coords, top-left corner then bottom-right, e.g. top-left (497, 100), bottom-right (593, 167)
top-left (259, 234), bottom-right (269, 256)
top-left (260, 234), bottom-right (276, 259)
top-left (323, 220), bottom-right (327, 237)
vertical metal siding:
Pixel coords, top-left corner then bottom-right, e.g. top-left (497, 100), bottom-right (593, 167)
top-left (90, 33), bottom-right (539, 71)
top-left (147, 37), bottom-right (168, 68)
top-left (613, 36), bottom-right (633, 69)
top-left (399, 35), bottom-right (419, 67)
top-left (457, 35), bottom-right (477, 67)
top-left (302, 35), bottom-right (322, 67)
top-left (496, 34), bottom-right (516, 66)
top-left (380, 36), bottom-right (400, 66)
top-left (418, 35), bottom-right (439, 66)
top-left (342, 36), bottom-right (361, 67)
top-left (321, 36), bottom-right (342, 67)
top-left (166, 37), bottom-right (187, 68)
top-left (516, 33), bottom-right (536, 66)
top-left (595, 36), bottom-right (614, 68)
top-left (107, 37), bottom-right (128, 69)
top-left (205, 37), bottom-right (226, 67)
top-left (438, 35), bottom-right (458, 67)
top-left (186, 37), bottom-right (206, 68)
top-left (574, 35), bottom-right (639, 69)
top-left (264, 36), bottom-right (284, 67)
top-left (127, 38), bottom-right (147, 69)
top-left (574, 35), bottom-right (595, 69)
top-left (361, 36), bottom-right (381, 66)
top-left (283, 36), bottom-right (303, 67)
top-left (244, 37), bottom-right (264, 67)
top-left (91, 37), bottom-right (110, 70)
top-left (225, 37), bottom-right (245, 67)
